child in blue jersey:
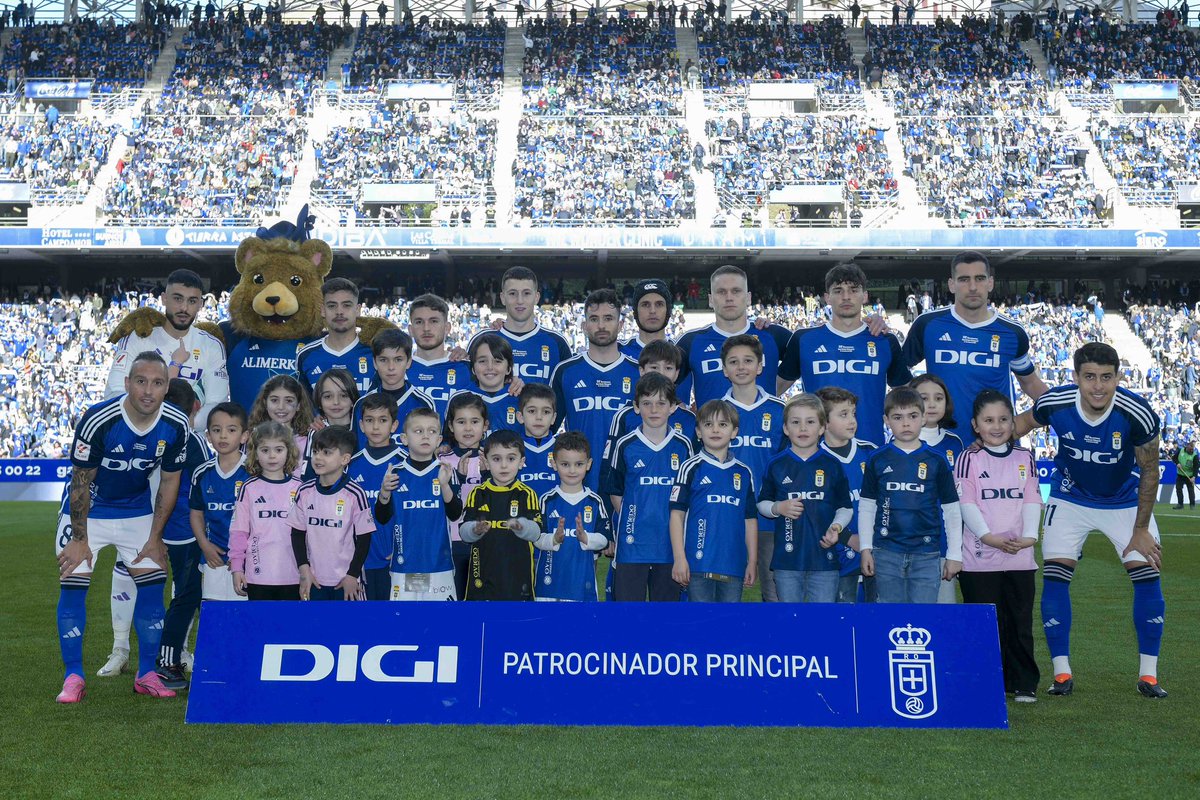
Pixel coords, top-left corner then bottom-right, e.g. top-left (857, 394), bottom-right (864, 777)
top-left (911, 373), bottom-right (966, 604)
top-left (670, 400), bottom-right (758, 602)
top-left (859, 387), bottom-right (963, 604)
top-left (351, 329), bottom-right (435, 450)
top-left (154, 380), bottom-right (215, 688)
top-left (534, 432), bottom-right (611, 601)
top-left (349, 394), bottom-right (405, 600)
top-left (463, 332), bottom-right (523, 434)
top-left (190, 401), bottom-right (252, 603)
top-left (516, 384), bottom-right (559, 500)
top-left (721, 333), bottom-right (786, 602)
top-left (248, 374), bottom-right (314, 477)
top-left (375, 407), bottom-right (463, 600)
top-left (757, 394), bottom-right (853, 603)
top-left (604, 372), bottom-right (694, 601)
top-left (313, 368), bottom-right (358, 430)
top-left (815, 387), bottom-right (878, 603)
top-left (911, 374), bottom-right (966, 470)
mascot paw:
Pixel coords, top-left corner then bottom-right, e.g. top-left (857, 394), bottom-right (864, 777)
top-left (107, 307), bottom-right (167, 344)
top-left (357, 316), bottom-right (398, 346)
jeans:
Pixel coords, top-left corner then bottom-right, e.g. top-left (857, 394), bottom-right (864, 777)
top-left (873, 549), bottom-right (941, 604)
top-left (837, 573), bottom-right (878, 603)
top-left (687, 574), bottom-right (743, 603)
top-left (362, 567), bottom-right (391, 601)
top-left (774, 569), bottom-right (839, 603)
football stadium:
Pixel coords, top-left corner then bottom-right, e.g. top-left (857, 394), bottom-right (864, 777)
top-left (1, 1), bottom-right (1198, 797)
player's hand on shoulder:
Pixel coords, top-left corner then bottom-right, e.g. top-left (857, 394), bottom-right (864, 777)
top-left (507, 376), bottom-right (525, 396)
top-left (865, 314), bottom-right (890, 336)
top-left (448, 346), bottom-right (468, 361)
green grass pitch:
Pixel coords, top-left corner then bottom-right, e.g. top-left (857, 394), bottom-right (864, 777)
top-left (1, 501), bottom-right (1197, 799)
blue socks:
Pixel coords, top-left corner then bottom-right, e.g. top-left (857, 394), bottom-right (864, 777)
top-left (57, 578), bottom-right (91, 680)
top-left (132, 570), bottom-right (168, 677)
top-left (1129, 565), bottom-right (1165, 660)
top-left (1041, 562), bottom-right (1075, 663)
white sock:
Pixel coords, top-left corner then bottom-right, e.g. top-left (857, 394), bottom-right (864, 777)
top-left (1051, 655), bottom-right (1072, 676)
top-left (1139, 654), bottom-right (1158, 679)
top-left (110, 565), bottom-right (137, 652)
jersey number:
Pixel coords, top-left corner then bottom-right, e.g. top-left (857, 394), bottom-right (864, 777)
top-left (1043, 504), bottom-right (1057, 528)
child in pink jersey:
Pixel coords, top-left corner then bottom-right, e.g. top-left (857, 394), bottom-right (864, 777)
top-left (229, 422), bottom-right (303, 601)
top-left (439, 392), bottom-right (487, 599)
top-left (290, 425), bottom-right (376, 601)
top-left (955, 389), bottom-right (1042, 702)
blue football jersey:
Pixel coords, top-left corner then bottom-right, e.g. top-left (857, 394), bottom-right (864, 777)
top-left (349, 444), bottom-right (406, 570)
top-left (221, 321), bottom-right (316, 412)
top-left (604, 429), bottom-right (694, 564)
top-left (163, 430), bottom-right (213, 544)
top-left (778, 323), bottom-right (911, 445)
top-left (674, 322), bottom-right (791, 407)
top-left (387, 459), bottom-right (459, 573)
top-left (902, 308), bottom-right (1034, 428)
top-left (550, 353), bottom-right (640, 489)
top-left (472, 324), bottom-right (572, 384)
top-left (188, 454), bottom-right (250, 553)
top-left (450, 385), bottom-right (523, 435)
top-left (351, 383), bottom-right (436, 449)
top-left (920, 427), bottom-right (966, 472)
top-left (296, 337), bottom-right (375, 396)
top-left (724, 389), bottom-right (787, 534)
top-left (408, 355), bottom-right (472, 418)
top-left (519, 435), bottom-right (559, 501)
top-left (618, 337), bottom-right (650, 361)
top-left (536, 487), bottom-right (611, 601)
top-left (601, 404), bottom-right (697, 492)
top-left (821, 439), bottom-right (877, 576)
top-left (670, 452), bottom-right (757, 579)
top-left (757, 448), bottom-right (853, 572)
top-left (70, 396), bottom-right (190, 520)
top-left (1032, 385), bottom-right (1160, 509)
top-left (860, 443), bottom-right (959, 554)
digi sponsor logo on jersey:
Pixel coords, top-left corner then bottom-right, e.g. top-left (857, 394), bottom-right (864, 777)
top-left (980, 488), bottom-right (1024, 500)
top-left (402, 499), bottom-right (440, 510)
top-left (260, 643), bottom-right (459, 683)
top-left (934, 351), bottom-right (1001, 368)
top-left (1061, 444), bottom-right (1119, 464)
top-left (516, 362), bottom-right (551, 382)
top-left (813, 359), bottom-right (880, 375)
top-left (705, 494), bottom-right (741, 506)
top-left (885, 482), bottom-right (926, 493)
top-left (641, 476), bottom-right (674, 486)
top-left (788, 490), bottom-right (826, 501)
top-left (207, 501), bottom-right (236, 512)
top-left (573, 396), bottom-right (626, 412)
top-left (100, 456), bottom-right (158, 472)
top-left (732, 435), bottom-right (774, 449)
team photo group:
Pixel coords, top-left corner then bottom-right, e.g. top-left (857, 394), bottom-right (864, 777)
top-left (50, 251), bottom-right (1167, 709)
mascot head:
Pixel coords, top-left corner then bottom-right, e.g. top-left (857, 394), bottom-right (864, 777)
top-left (229, 205), bottom-right (332, 340)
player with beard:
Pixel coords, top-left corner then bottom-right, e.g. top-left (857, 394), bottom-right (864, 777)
top-left (99, 269), bottom-right (227, 680)
top-left (619, 279), bottom-right (673, 360)
top-left (407, 294), bottom-right (473, 419)
top-left (551, 289), bottom-right (641, 491)
top-left (296, 278), bottom-right (375, 396)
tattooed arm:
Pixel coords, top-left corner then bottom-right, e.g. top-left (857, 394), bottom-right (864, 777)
top-left (58, 467), bottom-right (97, 577)
top-left (1123, 437), bottom-right (1163, 570)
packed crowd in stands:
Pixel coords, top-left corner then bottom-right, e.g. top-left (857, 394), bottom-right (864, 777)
top-left (1, 115), bottom-right (115, 197)
top-left (705, 114), bottom-right (895, 208)
top-left (1091, 115), bottom-right (1200, 197)
top-left (156, 17), bottom-right (344, 116)
top-left (868, 17), bottom-right (1051, 115)
top-left (102, 114), bottom-right (303, 224)
top-left (1, 19), bottom-right (170, 93)
top-left (1128, 298), bottom-right (1200, 445)
top-left (313, 103), bottom-right (496, 215)
top-left (347, 19), bottom-right (504, 96)
top-left (899, 115), bottom-right (1104, 226)
top-left (522, 16), bottom-right (682, 115)
top-left (1040, 16), bottom-right (1200, 85)
top-left (696, 16), bottom-right (860, 97)
top-left (513, 116), bottom-right (695, 225)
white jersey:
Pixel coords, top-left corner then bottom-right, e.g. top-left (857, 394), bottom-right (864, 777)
top-left (105, 325), bottom-right (229, 428)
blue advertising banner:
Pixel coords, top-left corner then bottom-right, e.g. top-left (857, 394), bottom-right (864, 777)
top-left (186, 602), bottom-right (1008, 728)
top-left (0, 459), bottom-right (71, 482)
top-left (3, 225), bottom-right (1200, 252)
top-left (25, 79), bottom-right (93, 99)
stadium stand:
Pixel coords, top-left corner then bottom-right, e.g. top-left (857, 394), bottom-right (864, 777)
top-left (0, 20), bottom-right (171, 93)
top-left (1091, 115), bottom-right (1200, 204)
top-left (346, 19), bottom-right (505, 97)
top-left (0, 114), bottom-right (115, 202)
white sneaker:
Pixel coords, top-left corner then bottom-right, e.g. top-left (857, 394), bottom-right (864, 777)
top-left (180, 650), bottom-right (194, 673)
top-left (96, 648), bottom-right (129, 677)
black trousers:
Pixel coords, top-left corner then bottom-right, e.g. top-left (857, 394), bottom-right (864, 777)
top-left (612, 563), bottom-right (680, 602)
top-left (1174, 475), bottom-right (1195, 507)
top-left (959, 569), bottom-right (1040, 694)
top-left (246, 583), bottom-right (300, 601)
